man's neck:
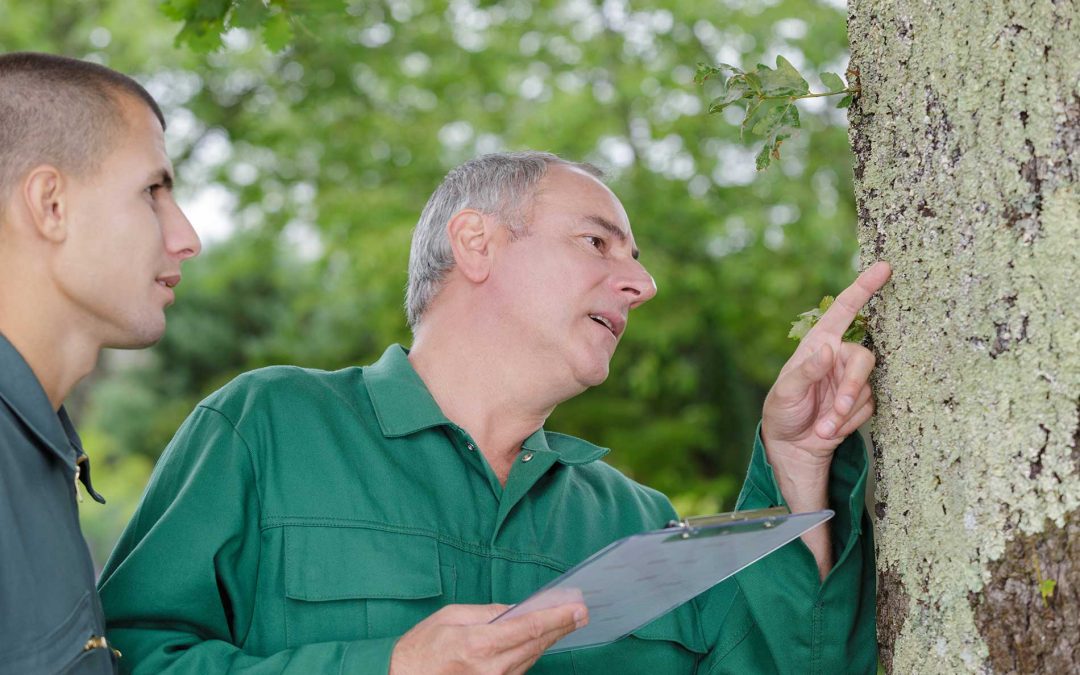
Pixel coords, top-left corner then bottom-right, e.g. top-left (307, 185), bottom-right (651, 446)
top-left (408, 330), bottom-right (559, 485)
top-left (0, 279), bottom-right (99, 410)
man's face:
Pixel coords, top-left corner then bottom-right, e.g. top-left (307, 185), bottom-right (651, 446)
top-left (487, 165), bottom-right (656, 392)
top-left (53, 95), bottom-right (201, 349)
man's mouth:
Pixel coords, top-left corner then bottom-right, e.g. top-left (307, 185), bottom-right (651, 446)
top-left (157, 274), bottom-right (181, 289)
top-left (589, 314), bottom-right (617, 338)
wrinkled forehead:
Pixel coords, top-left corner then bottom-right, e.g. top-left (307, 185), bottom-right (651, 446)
top-left (535, 164), bottom-right (632, 229)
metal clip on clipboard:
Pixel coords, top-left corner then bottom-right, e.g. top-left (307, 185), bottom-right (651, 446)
top-left (664, 505), bottom-right (792, 539)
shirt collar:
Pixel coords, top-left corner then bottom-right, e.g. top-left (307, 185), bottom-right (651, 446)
top-left (0, 333), bottom-right (105, 503)
top-left (0, 332), bottom-right (75, 468)
top-left (522, 428), bottom-right (610, 465)
top-left (363, 344), bottom-right (609, 465)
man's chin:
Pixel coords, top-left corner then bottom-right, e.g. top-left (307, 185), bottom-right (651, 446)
top-left (576, 362), bottom-right (611, 389)
top-left (105, 320), bottom-right (166, 350)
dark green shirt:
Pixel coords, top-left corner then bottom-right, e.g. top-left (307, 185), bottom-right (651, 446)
top-left (99, 345), bottom-right (875, 673)
top-left (0, 333), bottom-right (116, 674)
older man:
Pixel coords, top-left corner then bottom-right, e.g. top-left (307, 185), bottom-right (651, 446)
top-left (0, 52), bottom-right (201, 673)
top-left (100, 152), bottom-right (888, 673)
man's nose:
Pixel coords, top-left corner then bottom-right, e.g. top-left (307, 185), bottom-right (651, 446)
top-left (165, 201), bottom-right (202, 261)
top-left (617, 258), bottom-right (658, 309)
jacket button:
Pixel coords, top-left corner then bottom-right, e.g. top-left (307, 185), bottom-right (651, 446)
top-left (84, 636), bottom-right (108, 651)
top-left (521, 452), bottom-right (534, 463)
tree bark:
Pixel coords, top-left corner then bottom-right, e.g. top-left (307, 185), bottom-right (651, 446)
top-left (847, 0), bottom-right (1080, 672)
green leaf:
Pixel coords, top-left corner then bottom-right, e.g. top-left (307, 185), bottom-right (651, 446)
top-left (261, 11), bottom-right (293, 51)
top-left (750, 103), bottom-right (782, 136)
top-left (842, 319), bottom-right (867, 343)
top-left (820, 72), bottom-right (845, 92)
top-left (742, 71), bottom-right (763, 95)
top-left (756, 56), bottom-right (809, 97)
top-left (159, 0), bottom-right (200, 21)
top-left (695, 62), bottom-right (742, 85)
top-left (708, 78), bottom-right (750, 114)
top-left (771, 130), bottom-right (791, 158)
top-left (787, 307), bottom-right (822, 340)
top-left (837, 94), bottom-right (853, 109)
top-left (232, 0), bottom-right (270, 28)
top-left (1039, 578), bottom-right (1057, 600)
top-left (194, 0), bottom-right (231, 21)
top-left (755, 142), bottom-right (773, 171)
top-left (694, 63), bottom-right (722, 85)
top-left (780, 104), bottom-right (800, 129)
top-left (751, 103), bottom-right (800, 137)
top-left (174, 17), bottom-right (226, 52)
top-left (789, 296), bottom-right (868, 342)
top-left (722, 78), bottom-right (750, 104)
top-left (746, 101), bottom-right (798, 170)
top-left (740, 97), bottom-right (763, 138)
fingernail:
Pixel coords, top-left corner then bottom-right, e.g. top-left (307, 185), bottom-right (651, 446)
top-left (573, 608), bottom-right (586, 623)
top-left (819, 419), bottom-right (836, 437)
top-left (838, 395), bottom-right (854, 411)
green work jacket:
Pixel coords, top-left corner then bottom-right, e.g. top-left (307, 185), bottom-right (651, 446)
top-left (99, 345), bottom-right (875, 674)
top-left (0, 333), bottom-right (116, 674)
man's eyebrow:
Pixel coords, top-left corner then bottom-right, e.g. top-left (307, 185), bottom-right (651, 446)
top-left (586, 214), bottom-right (639, 260)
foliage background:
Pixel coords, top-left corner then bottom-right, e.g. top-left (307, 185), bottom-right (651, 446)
top-left (0, 0), bottom-right (858, 567)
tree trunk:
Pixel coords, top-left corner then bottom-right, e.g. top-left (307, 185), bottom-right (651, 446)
top-left (847, 0), bottom-right (1080, 672)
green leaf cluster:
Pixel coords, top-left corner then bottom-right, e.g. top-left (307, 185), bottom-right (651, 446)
top-left (162, 0), bottom-right (294, 52)
top-left (697, 58), bottom-right (852, 170)
top-left (788, 295), bottom-right (867, 343)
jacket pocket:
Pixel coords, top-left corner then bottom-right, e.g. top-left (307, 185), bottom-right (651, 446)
top-left (568, 602), bottom-right (707, 674)
top-left (4, 590), bottom-right (112, 674)
top-left (283, 526), bottom-right (455, 646)
top-left (58, 644), bottom-right (115, 675)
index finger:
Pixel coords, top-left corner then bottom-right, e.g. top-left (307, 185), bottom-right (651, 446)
top-left (810, 261), bottom-right (892, 338)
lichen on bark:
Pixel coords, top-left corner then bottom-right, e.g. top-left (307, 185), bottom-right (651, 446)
top-left (847, 0), bottom-right (1080, 672)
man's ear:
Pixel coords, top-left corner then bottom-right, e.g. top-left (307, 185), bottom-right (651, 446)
top-left (21, 166), bottom-right (69, 243)
top-left (446, 209), bottom-right (494, 283)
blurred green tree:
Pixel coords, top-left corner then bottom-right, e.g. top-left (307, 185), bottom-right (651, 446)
top-left (0, 0), bottom-right (859, 566)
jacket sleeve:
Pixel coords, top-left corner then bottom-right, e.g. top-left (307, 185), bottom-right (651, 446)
top-left (696, 424), bottom-right (877, 675)
top-left (97, 405), bottom-right (398, 674)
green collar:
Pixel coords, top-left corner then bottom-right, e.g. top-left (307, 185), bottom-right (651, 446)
top-left (363, 344), bottom-right (609, 465)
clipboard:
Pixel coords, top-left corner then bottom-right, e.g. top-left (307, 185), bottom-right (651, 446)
top-left (492, 506), bottom-right (832, 653)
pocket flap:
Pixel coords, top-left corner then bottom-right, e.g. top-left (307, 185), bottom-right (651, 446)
top-left (284, 526), bottom-right (442, 602)
top-left (630, 602), bottom-right (706, 654)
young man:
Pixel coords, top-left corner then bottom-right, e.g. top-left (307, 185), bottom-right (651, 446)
top-left (100, 152), bottom-right (889, 673)
top-left (0, 53), bottom-right (201, 673)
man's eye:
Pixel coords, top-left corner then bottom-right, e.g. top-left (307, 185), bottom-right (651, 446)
top-left (585, 235), bottom-right (605, 250)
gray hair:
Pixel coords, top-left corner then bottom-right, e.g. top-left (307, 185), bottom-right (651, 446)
top-left (405, 151), bottom-right (603, 330)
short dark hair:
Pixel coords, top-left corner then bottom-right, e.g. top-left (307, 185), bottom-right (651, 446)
top-left (0, 52), bottom-right (166, 210)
